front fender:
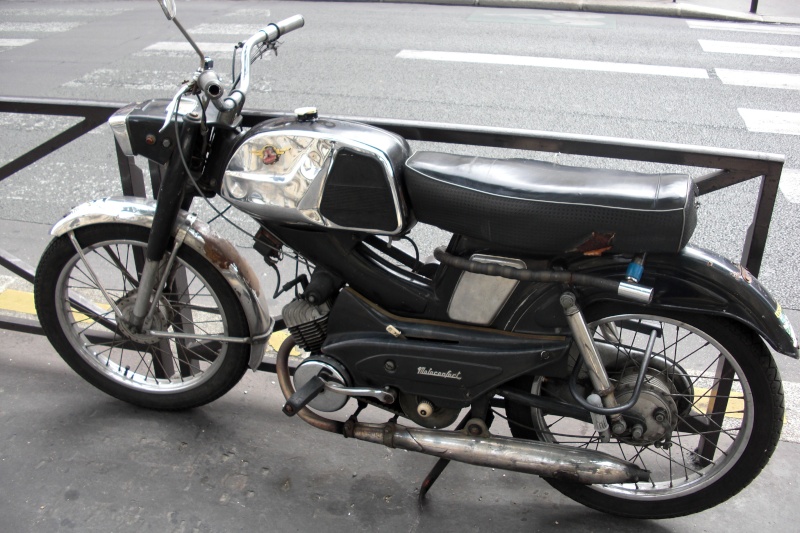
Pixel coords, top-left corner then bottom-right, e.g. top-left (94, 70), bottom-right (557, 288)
top-left (51, 196), bottom-right (273, 369)
top-left (581, 246), bottom-right (799, 358)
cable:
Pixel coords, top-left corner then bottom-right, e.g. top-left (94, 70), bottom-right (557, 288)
top-left (400, 236), bottom-right (420, 267)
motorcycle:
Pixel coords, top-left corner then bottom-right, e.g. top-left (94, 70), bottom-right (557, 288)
top-left (32, 0), bottom-right (798, 520)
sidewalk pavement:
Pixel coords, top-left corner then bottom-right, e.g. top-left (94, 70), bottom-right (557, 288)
top-left (381, 0), bottom-right (800, 24)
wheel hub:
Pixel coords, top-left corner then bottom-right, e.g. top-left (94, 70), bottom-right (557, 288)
top-left (115, 291), bottom-right (172, 344)
top-left (615, 369), bottom-right (679, 445)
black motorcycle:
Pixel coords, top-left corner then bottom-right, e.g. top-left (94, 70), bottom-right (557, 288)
top-left (33, 0), bottom-right (797, 519)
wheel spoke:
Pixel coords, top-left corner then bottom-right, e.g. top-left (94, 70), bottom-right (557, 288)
top-left (517, 311), bottom-right (765, 506)
top-left (50, 234), bottom-right (238, 397)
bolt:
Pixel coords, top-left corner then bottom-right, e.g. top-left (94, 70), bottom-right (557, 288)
top-left (384, 360), bottom-right (396, 373)
top-left (467, 424), bottom-right (482, 436)
top-left (145, 134), bottom-right (156, 145)
top-left (653, 409), bottom-right (668, 424)
top-left (540, 351), bottom-right (550, 360)
top-left (611, 421), bottom-right (627, 435)
top-left (162, 138), bottom-right (171, 148)
top-left (631, 424), bottom-right (645, 440)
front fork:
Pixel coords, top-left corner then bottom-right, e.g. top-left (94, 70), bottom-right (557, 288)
top-left (129, 122), bottom-right (200, 332)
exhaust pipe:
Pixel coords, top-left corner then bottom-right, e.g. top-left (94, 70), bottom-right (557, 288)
top-left (275, 337), bottom-right (649, 485)
top-left (344, 421), bottom-right (648, 484)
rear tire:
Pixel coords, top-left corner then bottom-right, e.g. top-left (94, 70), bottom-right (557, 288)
top-left (506, 305), bottom-right (784, 518)
top-left (34, 224), bottom-right (251, 410)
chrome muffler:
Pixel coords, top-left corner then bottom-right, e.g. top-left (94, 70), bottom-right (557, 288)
top-left (275, 337), bottom-right (649, 485)
top-left (343, 421), bottom-right (648, 484)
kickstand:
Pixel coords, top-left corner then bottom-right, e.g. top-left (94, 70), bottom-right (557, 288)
top-left (418, 409), bottom-right (473, 503)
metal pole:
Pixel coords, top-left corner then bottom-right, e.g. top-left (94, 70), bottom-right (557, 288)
top-left (751, 0), bottom-right (759, 14)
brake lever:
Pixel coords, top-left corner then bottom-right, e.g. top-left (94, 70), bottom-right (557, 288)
top-left (159, 81), bottom-right (192, 133)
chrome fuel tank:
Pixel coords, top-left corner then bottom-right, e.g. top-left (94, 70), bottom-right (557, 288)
top-left (221, 113), bottom-right (411, 235)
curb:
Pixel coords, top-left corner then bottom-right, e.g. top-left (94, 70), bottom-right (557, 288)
top-left (358, 0), bottom-right (800, 24)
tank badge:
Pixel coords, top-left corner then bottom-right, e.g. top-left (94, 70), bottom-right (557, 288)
top-left (257, 145), bottom-right (289, 165)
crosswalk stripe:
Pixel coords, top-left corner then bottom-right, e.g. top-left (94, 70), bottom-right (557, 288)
top-left (397, 50), bottom-right (709, 78)
top-left (0, 38), bottom-right (36, 47)
top-left (738, 109), bottom-right (800, 136)
top-left (187, 24), bottom-right (264, 35)
top-left (144, 42), bottom-right (241, 54)
top-left (0, 8), bottom-right (132, 18)
top-left (699, 39), bottom-right (800, 59)
top-left (716, 68), bottom-right (800, 91)
top-left (0, 22), bottom-right (82, 33)
top-left (687, 20), bottom-right (800, 36)
top-left (779, 169), bottom-right (800, 203)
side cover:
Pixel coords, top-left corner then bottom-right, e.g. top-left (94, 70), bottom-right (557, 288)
top-left (321, 289), bottom-right (570, 407)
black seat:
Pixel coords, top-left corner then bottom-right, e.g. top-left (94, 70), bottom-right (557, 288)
top-left (403, 152), bottom-right (698, 255)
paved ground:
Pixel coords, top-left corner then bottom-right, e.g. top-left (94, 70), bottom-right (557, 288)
top-left (2, 328), bottom-right (800, 533)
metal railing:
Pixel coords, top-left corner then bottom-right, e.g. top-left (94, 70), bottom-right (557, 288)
top-left (0, 95), bottom-right (785, 358)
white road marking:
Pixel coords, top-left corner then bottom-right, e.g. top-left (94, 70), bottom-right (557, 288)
top-left (187, 24), bottom-right (263, 35)
top-left (716, 69), bottom-right (800, 91)
top-left (738, 109), bottom-right (800, 135)
top-left (0, 8), bottom-right (132, 17)
top-left (143, 42), bottom-right (241, 54)
top-left (0, 22), bottom-right (82, 33)
top-left (687, 20), bottom-right (800, 36)
top-left (224, 8), bottom-right (270, 18)
top-left (778, 169), bottom-right (800, 204)
top-left (62, 68), bottom-right (272, 93)
top-left (396, 50), bottom-right (709, 78)
top-left (699, 40), bottom-right (800, 59)
top-left (63, 68), bottom-right (193, 91)
top-left (0, 38), bottom-right (36, 48)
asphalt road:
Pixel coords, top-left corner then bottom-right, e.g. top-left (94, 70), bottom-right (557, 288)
top-left (1, 1), bottom-right (800, 531)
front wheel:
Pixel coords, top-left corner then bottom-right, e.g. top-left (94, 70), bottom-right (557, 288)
top-left (34, 223), bottom-right (251, 410)
top-left (505, 305), bottom-right (784, 519)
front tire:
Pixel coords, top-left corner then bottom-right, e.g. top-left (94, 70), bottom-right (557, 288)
top-left (506, 305), bottom-right (784, 519)
top-left (34, 224), bottom-right (251, 410)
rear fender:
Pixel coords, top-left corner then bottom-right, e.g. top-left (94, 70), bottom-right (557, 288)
top-left (583, 246), bottom-right (798, 357)
top-left (507, 246), bottom-right (798, 358)
top-left (50, 196), bottom-right (273, 369)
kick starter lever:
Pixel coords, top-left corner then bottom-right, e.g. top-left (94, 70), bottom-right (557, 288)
top-left (283, 373), bottom-right (327, 416)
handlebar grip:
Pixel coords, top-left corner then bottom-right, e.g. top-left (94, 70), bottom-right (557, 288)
top-left (266, 14), bottom-right (305, 41)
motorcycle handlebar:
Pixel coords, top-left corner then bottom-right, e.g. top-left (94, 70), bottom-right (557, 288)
top-left (219, 14), bottom-right (305, 116)
top-left (265, 14), bottom-right (305, 42)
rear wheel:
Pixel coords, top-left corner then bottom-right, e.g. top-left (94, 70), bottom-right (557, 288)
top-left (505, 305), bottom-right (784, 518)
top-left (34, 224), bottom-right (251, 410)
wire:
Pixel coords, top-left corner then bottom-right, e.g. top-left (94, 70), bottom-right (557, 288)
top-left (400, 236), bottom-right (420, 268)
top-left (172, 97), bottom-right (256, 239)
